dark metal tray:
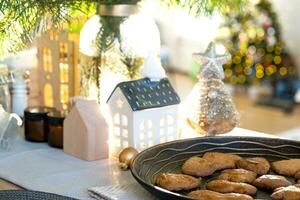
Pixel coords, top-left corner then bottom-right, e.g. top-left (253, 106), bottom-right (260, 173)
top-left (131, 136), bottom-right (300, 199)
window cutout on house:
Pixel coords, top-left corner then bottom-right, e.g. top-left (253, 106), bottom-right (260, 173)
top-left (140, 132), bottom-right (145, 140)
top-left (168, 127), bottom-right (174, 134)
top-left (123, 140), bottom-right (128, 147)
top-left (114, 114), bottom-right (120, 125)
top-left (123, 129), bottom-right (128, 138)
top-left (160, 118), bottom-right (165, 126)
top-left (116, 98), bottom-right (124, 108)
top-left (167, 115), bottom-right (174, 125)
top-left (59, 63), bottom-right (69, 83)
top-left (139, 121), bottom-right (145, 130)
top-left (114, 127), bottom-right (120, 136)
top-left (44, 83), bottom-right (54, 107)
top-left (160, 129), bottom-right (164, 136)
top-left (59, 43), bottom-right (68, 62)
top-left (148, 131), bottom-right (153, 138)
top-left (122, 115), bottom-right (128, 126)
top-left (115, 138), bottom-right (121, 147)
top-left (147, 120), bottom-right (153, 128)
top-left (60, 84), bottom-right (69, 105)
top-left (43, 48), bottom-right (52, 73)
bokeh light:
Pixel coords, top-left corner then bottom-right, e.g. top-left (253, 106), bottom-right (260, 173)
top-left (279, 67), bottom-right (287, 76)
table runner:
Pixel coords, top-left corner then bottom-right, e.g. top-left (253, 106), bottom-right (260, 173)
top-left (0, 127), bottom-right (272, 199)
top-left (0, 130), bottom-right (149, 199)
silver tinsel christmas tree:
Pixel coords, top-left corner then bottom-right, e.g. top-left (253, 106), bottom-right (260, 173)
top-left (184, 42), bottom-right (239, 135)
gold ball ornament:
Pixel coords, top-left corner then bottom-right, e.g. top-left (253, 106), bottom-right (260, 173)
top-left (118, 147), bottom-right (139, 171)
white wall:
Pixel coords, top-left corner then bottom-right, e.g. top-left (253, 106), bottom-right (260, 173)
top-left (270, 0), bottom-right (300, 76)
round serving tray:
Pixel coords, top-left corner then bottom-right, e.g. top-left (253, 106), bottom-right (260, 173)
top-left (0, 190), bottom-right (78, 200)
top-left (131, 136), bottom-right (300, 200)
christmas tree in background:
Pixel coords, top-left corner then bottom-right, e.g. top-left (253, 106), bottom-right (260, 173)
top-left (217, 0), bottom-right (297, 86)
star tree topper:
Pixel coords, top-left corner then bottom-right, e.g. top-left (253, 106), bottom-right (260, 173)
top-left (193, 42), bottom-right (231, 79)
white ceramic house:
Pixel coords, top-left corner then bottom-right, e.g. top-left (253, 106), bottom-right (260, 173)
top-left (107, 78), bottom-right (180, 157)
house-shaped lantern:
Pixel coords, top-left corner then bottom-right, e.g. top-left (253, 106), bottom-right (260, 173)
top-left (107, 77), bottom-right (180, 157)
top-left (36, 29), bottom-right (80, 111)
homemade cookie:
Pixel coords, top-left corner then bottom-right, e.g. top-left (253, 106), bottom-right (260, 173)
top-left (271, 185), bottom-right (300, 200)
top-left (274, 184), bottom-right (300, 192)
top-left (182, 153), bottom-right (242, 177)
top-left (272, 159), bottom-right (300, 177)
top-left (155, 173), bottom-right (201, 191)
top-left (188, 189), bottom-right (253, 200)
top-left (253, 175), bottom-right (291, 190)
top-left (206, 180), bottom-right (257, 196)
top-left (203, 152), bottom-right (242, 170)
top-left (182, 156), bottom-right (215, 177)
top-left (218, 169), bottom-right (257, 183)
top-left (237, 157), bottom-right (270, 175)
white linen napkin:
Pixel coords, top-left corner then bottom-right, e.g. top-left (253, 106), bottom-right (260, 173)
top-left (88, 183), bottom-right (155, 200)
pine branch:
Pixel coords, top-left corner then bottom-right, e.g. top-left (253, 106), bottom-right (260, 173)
top-left (0, 0), bottom-right (245, 57)
top-left (0, 0), bottom-right (98, 57)
top-left (160, 0), bottom-right (245, 15)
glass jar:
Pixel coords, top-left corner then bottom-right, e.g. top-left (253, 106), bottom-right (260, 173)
top-left (79, 4), bottom-right (160, 104)
top-left (47, 111), bottom-right (65, 148)
top-left (24, 107), bottom-right (56, 142)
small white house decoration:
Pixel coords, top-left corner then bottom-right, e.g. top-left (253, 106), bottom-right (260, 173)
top-left (107, 78), bottom-right (180, 157)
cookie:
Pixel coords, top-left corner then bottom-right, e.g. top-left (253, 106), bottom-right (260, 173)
top-left (182, 156), bottom-right (215, 177)
top-left (206, 180), bottom-right (257, 196)
top-left (272, 159), bottom-right (300, 177)
top-left (218, 169), bottom-right (257, 183)
top-left (271, 185), bottom-right (300, 200)
top-left (188, 189), bottom-right (254, 200)
top-left (203, 152), bottom-right (242, 170)
top-left (237, 157), bottom-right (270, 175)
top-left (155, 173), bottom-right (201, 191)
top-left (253, 175), bottom-right (291, 190)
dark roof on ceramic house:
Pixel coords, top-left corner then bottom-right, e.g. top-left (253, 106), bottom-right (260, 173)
top-left (107, 78), bottom-right (181, 111)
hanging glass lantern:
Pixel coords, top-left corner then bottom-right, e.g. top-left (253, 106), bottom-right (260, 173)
top-left (79, 3), bottom-right (161, 108)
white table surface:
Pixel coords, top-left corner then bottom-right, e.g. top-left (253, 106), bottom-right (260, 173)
top-left (0, 127), bottom-right (275, 200)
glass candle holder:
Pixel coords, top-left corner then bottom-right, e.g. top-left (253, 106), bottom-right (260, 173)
top-left (47, 111), bottom-right (65, 148)
top-left (24, 107), bottom-right (56, 142)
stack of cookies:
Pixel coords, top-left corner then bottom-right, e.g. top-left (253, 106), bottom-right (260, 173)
top-left (155, 152), bottom-right (300, 200)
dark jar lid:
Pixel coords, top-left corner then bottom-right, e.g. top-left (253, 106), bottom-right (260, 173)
top-left (47, 111), bottom-right (66, 125)
top-left (24, 107), bottom-right (56, 121)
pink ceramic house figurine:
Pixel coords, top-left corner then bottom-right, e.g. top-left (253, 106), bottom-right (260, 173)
top-left (63, 99), bottom-right (108, 161)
